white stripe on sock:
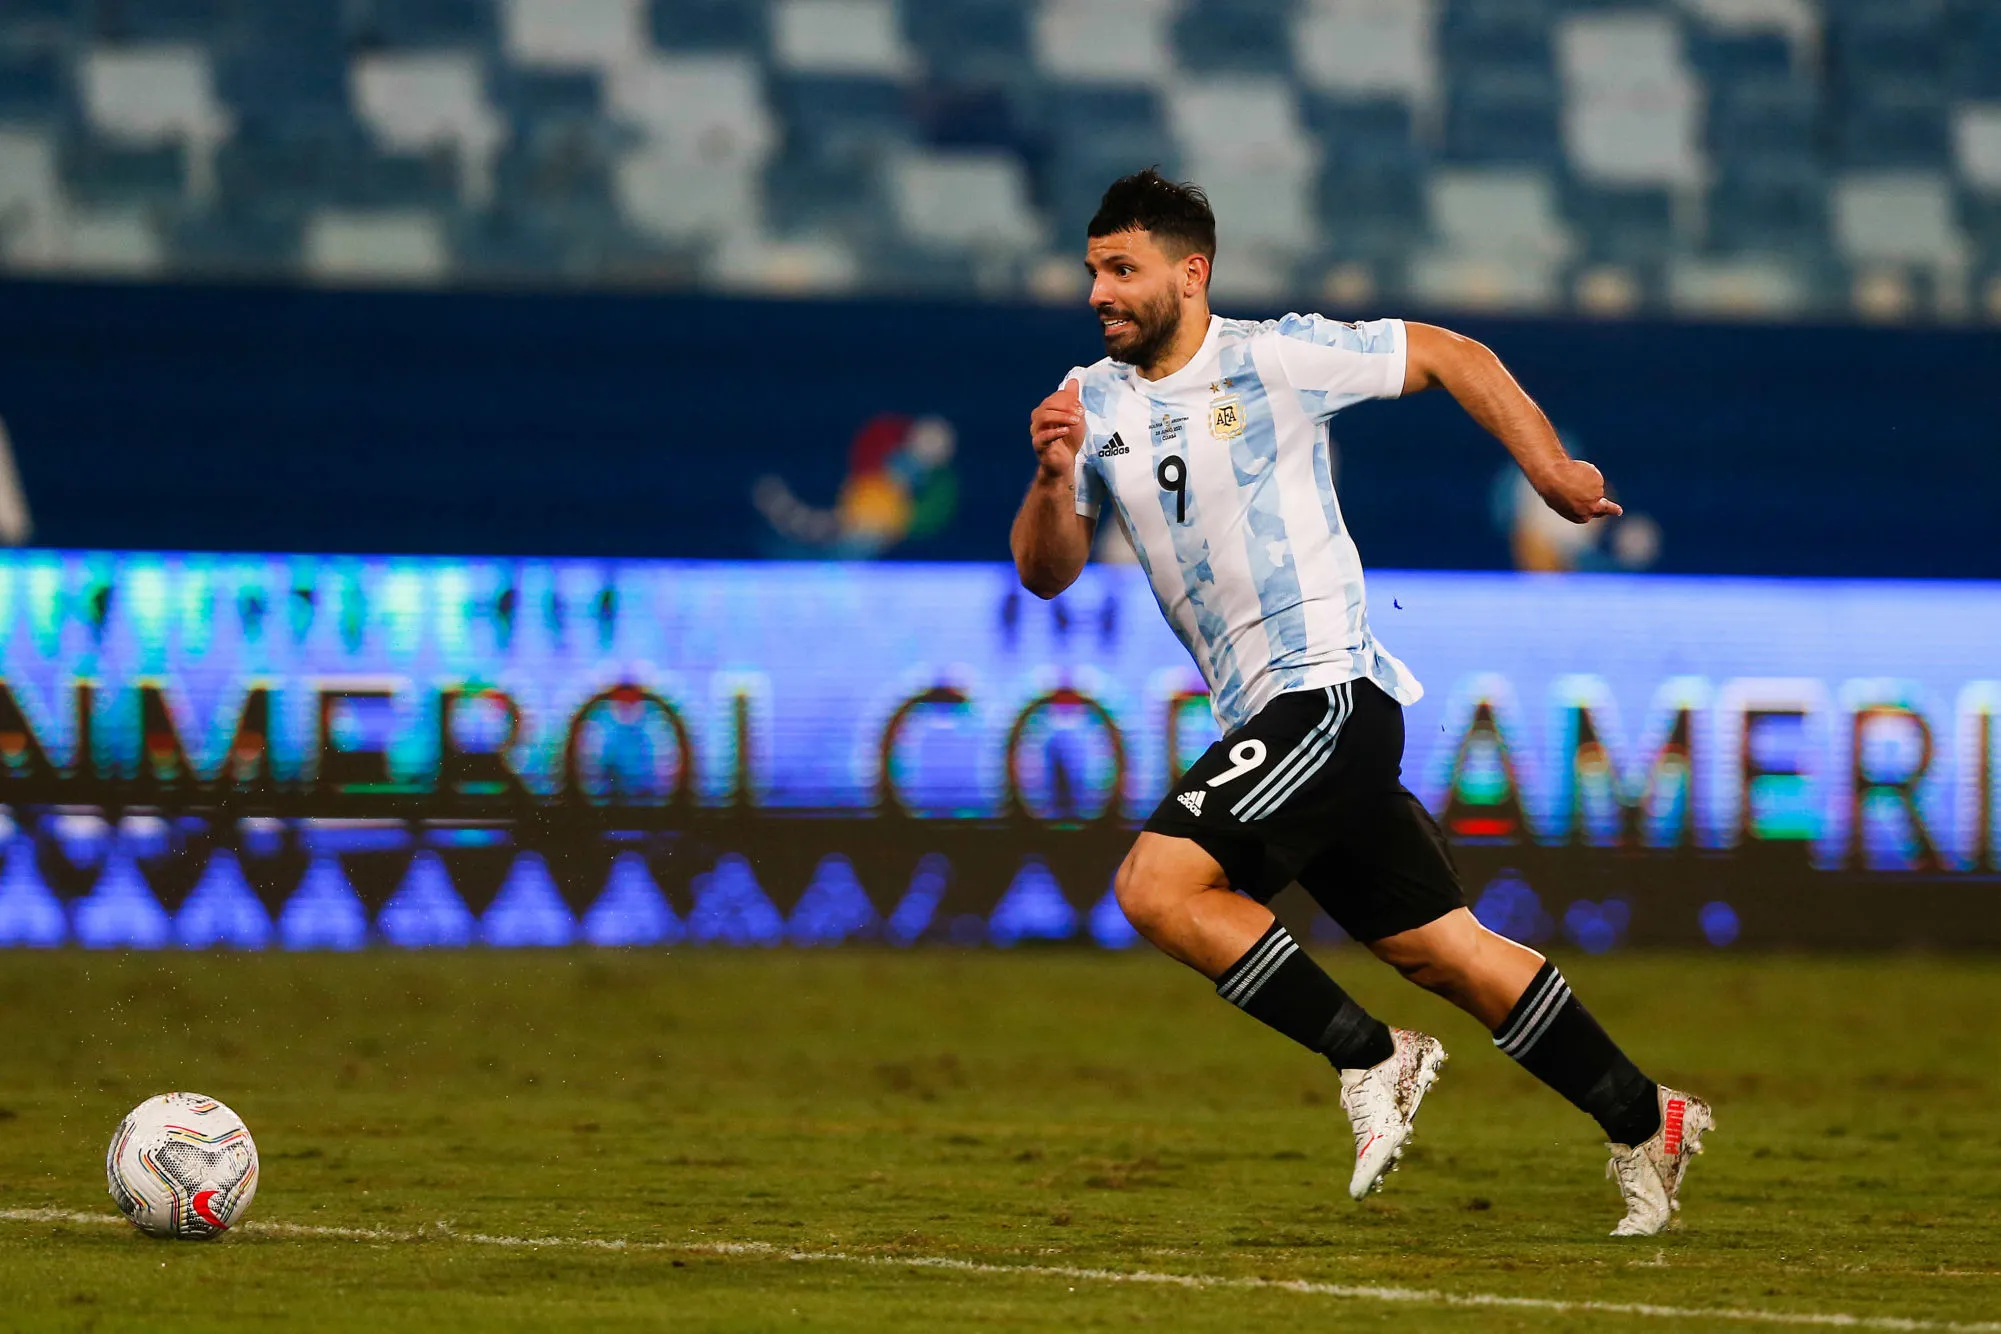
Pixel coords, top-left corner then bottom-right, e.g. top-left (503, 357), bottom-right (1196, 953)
top-left (1504, 983), bottom-right (1572, 1057)
top-left (1219, 932), bottom-right (1292, 1004)
top-left (1226, 939), bottom-right (1298, 1007)
top-left (1493, 969), bottom-right (1564, 1048)
top-left (1498, 979), bottom-right (1573, 1058)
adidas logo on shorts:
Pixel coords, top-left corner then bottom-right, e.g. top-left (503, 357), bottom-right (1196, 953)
top-left (1177, 789), bottom-right (1205, 816)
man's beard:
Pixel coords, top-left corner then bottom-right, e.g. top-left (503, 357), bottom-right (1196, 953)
top-left (1101, 291), bottom-right (1182, 368)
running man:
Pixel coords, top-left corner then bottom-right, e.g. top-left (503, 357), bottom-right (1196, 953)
top-left (1010, 170), bottom-right (1711, 1236)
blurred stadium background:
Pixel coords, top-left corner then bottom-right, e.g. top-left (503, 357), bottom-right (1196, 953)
top-left (3, 0), bottom-right (2001, 317)
top-left (0, 0), bottom-right (1996, 960)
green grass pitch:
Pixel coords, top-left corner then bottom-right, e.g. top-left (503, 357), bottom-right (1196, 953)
top-left (3, 947), bottom-right (1998, 1331)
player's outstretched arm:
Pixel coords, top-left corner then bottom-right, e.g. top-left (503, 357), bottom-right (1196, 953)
top-left (1011, 378), bottom-right (1097, 598)
top-left (1401, 322), bottom-right (1622, 524)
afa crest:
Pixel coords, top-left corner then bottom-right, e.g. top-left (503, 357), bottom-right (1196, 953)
top-left (1208, 395), bottom-right (1245, 440)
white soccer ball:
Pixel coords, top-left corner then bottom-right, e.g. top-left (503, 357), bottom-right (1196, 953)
top-left (106, 1092), bottom-right (260, 1239)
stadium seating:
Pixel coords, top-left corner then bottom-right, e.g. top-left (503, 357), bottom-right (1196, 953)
top-left (0, 0), bottom-right (1995, 321)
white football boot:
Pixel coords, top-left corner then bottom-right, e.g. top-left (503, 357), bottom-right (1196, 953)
top-left (1606, 1086), bottom-right (1715, 1236)
top-left (1339, 1027), bottom-right (1448, 1200)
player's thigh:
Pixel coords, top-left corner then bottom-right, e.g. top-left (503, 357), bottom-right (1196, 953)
top-left (1297, 786), bottom-right (1468, 945)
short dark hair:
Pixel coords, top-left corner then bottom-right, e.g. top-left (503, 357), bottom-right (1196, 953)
top-left (1087, 168), bottom-right (1217, 262)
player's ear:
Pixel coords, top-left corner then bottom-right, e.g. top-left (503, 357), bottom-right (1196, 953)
top-left (1183, 252), bottom-right (1210, 297)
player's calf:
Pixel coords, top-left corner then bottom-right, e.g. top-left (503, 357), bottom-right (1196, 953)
top-left (1116, 825), bottom-right (1453, 1204)
top-left (1114, 839), bottom-right (1404, 1072)
top-left (1212, 925), bottom-right (1449, 1200)
top-left (1213, 921), bottom-right (1397, 1071)
top-left (1366, 907), bottom-right (1544, 1031)
top-left (1488, 961), bottom-right (1720, 1232)
top-left (1492, 961), bottom-right (1663, 1150)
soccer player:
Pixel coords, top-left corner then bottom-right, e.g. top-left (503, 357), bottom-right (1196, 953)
top-left (1010, 171), bottom-right (1712, 1237)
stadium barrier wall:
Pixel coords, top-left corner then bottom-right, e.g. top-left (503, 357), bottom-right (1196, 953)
top-left (2, 279), bottom-right (1998, 577)
top-left (0, 552), bottom-right (1996, 951)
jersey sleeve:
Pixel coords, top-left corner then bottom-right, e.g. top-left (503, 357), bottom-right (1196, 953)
top-left (1054, 366), bottom-right (1104, 520)
top-left (1073, 447), bottom-right (1105, 519)
top-left (1270, 314), bottom-right (1407, 419)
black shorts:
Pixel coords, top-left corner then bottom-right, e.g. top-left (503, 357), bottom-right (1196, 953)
top-left (1142, 679), bottom-right (1465, 943)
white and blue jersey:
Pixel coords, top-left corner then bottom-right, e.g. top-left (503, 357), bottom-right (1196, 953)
top-left (1066, 312), bottom-right (1424, 732)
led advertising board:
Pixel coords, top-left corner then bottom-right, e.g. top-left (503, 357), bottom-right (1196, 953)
top-left (0, 554), bottom-right (1994, 949)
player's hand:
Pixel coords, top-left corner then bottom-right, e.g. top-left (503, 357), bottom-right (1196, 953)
top-left (1536, 458), bottom-right (1623, 524)
top-left (1029, 379), bottom-right (1086, 482)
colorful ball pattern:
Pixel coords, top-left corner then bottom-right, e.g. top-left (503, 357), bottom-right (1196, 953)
top-left (106, 1092), bottom-right (260, 1240)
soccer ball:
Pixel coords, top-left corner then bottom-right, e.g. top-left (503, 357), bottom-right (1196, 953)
top-left (106, 1092), bottom-right (259, 1239)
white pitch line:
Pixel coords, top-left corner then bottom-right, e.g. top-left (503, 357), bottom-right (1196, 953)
top-left (4, 1208), bottom-right (1996, 1333)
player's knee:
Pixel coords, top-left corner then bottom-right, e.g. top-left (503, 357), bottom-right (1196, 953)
top-left (1113, 846), bottom-right (1181, 938)
top-left (1113, 851), bottom-right (1160, 933)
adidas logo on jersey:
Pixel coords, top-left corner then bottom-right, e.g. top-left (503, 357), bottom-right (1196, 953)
top-left (1177, 789), bottom-right (1205, 816)
top-left (1100, 432), bottom-right (1130, 457)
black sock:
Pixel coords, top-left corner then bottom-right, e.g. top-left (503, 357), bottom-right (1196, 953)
top-left (1216, 923), bottom-right (1394, 1070)
top-left (1494, 961), bottom-right (1661, 1146)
